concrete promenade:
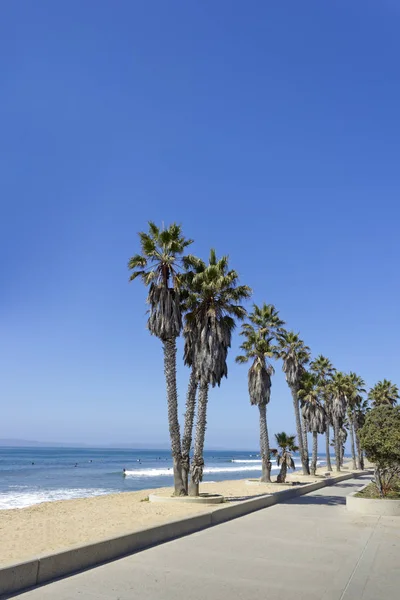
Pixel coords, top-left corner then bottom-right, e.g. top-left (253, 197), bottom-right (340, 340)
top-left (8, 474), bottom-right (400, 600)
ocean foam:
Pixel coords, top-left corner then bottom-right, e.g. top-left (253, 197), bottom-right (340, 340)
top-left (125, 463), bottom-right (302, 477)
top-left (0, 487), bottom-right (112, 510)
top-left (231, 459), bottom-right (262, 463)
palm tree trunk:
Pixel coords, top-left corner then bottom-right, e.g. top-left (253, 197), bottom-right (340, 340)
top-left (163, 339), bottom-right (186, 496)
top-left (291, 387), bottom-right (309, 475)
top-left (258, 404), bottom-right (271, 483)
top-left (360, 452), bottom-right (365, 470)
top-left (325, 422), bottom-right (332, 471)
top-left (333, 417), bottom-right (341, 472)
top-left (349, 420), bottom-right (357, 470)
top-left (276, 461), bottom-right (287, 483)
top-left (301, 413), bottom-right (310, 471)
top-left (181, 369), bottom-right (198, 492)
top-left (189, 380), bottom-right (208, 497)
top-left (353, 417), bottom-right (362, 470)
top-left (311, 431), bottom-right (318, 476)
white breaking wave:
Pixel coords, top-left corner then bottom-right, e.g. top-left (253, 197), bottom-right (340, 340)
top-left (231, 459), bottom-right (262, 463)
top-left (125, 463), bottom-right (300, 477)
top-left (124, 460), bottom-right (322, 478)
top-left (0, 487), bottom-right (112, 510)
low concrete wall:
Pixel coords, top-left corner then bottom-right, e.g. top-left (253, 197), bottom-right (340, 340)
top-left (0, 470), bottom-right (369, 598)
top-left (347, 484), bottom-right (400, 516)
top-left (36, 513), bottom-right (212, 585)
top-left (0, 560), bottom-right (39, 596)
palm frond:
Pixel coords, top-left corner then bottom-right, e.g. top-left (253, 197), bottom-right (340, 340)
top-left (128, 222), bottom-right (194, 340)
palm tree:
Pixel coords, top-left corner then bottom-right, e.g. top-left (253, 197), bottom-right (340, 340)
top-left (310, 355), bottom-right (335, 471)
top-left (236, 303), bottom-right (284, 483)
top-left (274, 432), bottom-right (298, 483)
top-left (276, 331), bottom-right (311, 475)
top-left (346, 372), bottom-right (366, 470)
top-left (339, 424), bottom-right (347, 467)
top-left (353, 397), bottom-right (369, 469)
top-left (298, 372), bottom-right (326, 476)
top-left (184, 249), bottom-right (251, 496)
top-left (128, 221), bottom-right (193, 496)
top-left (178, 257), bottom-right (209, 493)
top-left (327, 372), bottom-right (349, 472)
top-left (180, 319), bottom-right (198, 492)
top-left (368, 379), bottom-right (399, 407)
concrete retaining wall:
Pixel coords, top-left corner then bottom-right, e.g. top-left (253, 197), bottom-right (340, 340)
top-left (0, 561), bottom-right (39, 597)
top-left (347, 484), bottom-right (400, 516)
top-left (0, 470), bottom-right (369, 597)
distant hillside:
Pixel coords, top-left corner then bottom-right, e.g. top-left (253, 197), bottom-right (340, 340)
top-left (0, 439), bottom-right (250, 451)
top-left (0, 439), bottom-right (85, 448)
top-left (0, 439), bottom-right (171, 449)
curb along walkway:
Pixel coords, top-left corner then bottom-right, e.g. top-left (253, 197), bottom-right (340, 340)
top-left (6, 474), bottom-right (400, 600)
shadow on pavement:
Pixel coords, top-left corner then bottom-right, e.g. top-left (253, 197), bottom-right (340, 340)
top-left (286, 494), bottom-right (346, 506)
top-left (336, 483), bottom-right (363, 488)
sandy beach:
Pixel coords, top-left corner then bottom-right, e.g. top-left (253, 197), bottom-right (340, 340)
top-left (0, 463), bottom-right (357, 567)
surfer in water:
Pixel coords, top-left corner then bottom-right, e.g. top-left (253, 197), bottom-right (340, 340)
top-left (123, 468), bottom-right (126, 477)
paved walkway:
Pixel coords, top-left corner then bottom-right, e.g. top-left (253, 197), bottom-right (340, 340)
top-left (9, 474), bottom-right (400, 600)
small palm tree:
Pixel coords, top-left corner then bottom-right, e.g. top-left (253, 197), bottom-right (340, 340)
top-left (274, 432), bottom-right (299, 483)
top-left (310, 355), bottom-right (335, 471)
top-left (327, 372), bottom-right (349, 472)
top-left (298, 372), bottom-right (326, 476)
top-left (368, 379), bottom-right (399, 407)
top-left (276, 331), bottom-right (311, 475)
top-left (128, 222), bottom-right (193, 496)
top-left (184, 249), bottom-right (251, 496)
top-left (346, 373), bottom-right (366, 470)
top-left (236, 303), bottom-right (284, 483)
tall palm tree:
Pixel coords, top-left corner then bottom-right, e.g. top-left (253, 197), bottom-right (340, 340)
top-left (274, 432), bottom-right (298, 483)
top-left (298, 372), bottom-right (326, 476)
top-left (128, 222), bottom-right (193, 496)
top-left (353, 397), bottom-right (369, 469)
top-left (184, 249), bottom-right (251, 496)
top-left (310, 355), bottom-right (335, 471)
top-left (327, 372), bottom-right (349, 472)
top-left (346, 372), bottom-right (366, 470)
top-left (178, 257), bottom-right (209, 493)
top-left (236, 303), bottom-right (284, 483)
top-left (339, 424), bottom-right (348, 467)
top-left (180, 319), bottom-right (198, 492)
top-left (368, 379), bottom-right (399, 407)
top-left (276, 331), bottom-right (311, 475)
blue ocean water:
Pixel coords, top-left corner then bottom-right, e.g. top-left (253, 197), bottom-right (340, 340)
top-left (0, 447), bottom-right (326, 509)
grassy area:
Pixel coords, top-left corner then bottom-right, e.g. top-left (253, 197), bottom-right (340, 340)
top-left (356, 479), bottom-right (400, 499)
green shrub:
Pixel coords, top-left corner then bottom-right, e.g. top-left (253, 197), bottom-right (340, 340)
top-left (359, 405), bottom-right (400, 497)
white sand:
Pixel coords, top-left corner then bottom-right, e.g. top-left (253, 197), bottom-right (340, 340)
top-left (0, 462), bottom-right (358, 567)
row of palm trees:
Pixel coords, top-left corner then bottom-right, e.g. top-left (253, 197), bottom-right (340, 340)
top-left (129, 222), bottom-right (399, 495)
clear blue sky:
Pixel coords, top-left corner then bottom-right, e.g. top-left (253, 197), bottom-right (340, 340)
top-left (1, 1), bottom-right (399, 449)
